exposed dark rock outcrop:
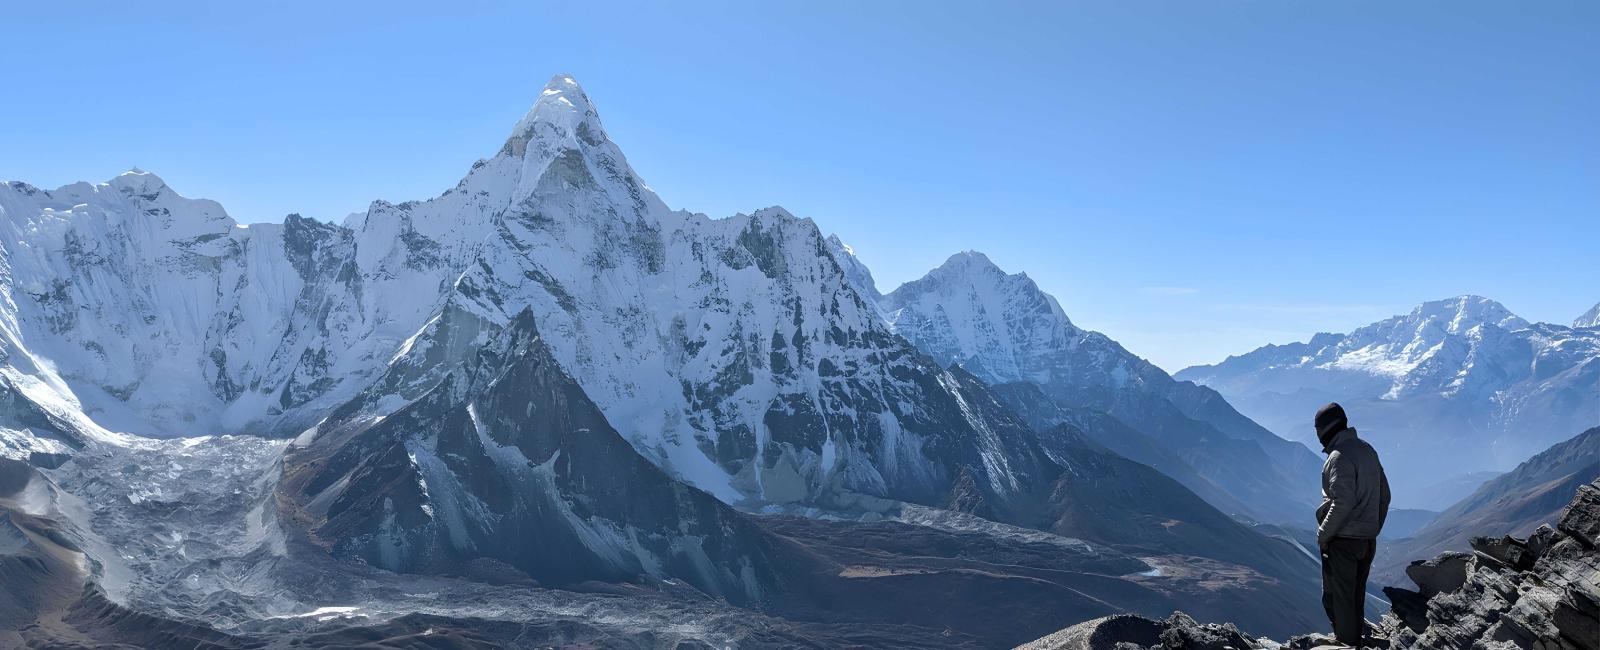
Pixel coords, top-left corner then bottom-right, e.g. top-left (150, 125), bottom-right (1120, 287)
top-left (1017, 477), bottom-right (1600, 650)
top-left (1404, 551), bottom-right (1470, 597)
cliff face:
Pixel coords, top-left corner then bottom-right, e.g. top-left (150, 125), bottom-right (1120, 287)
top-left (1018, 477), bottom-right (1600, 650)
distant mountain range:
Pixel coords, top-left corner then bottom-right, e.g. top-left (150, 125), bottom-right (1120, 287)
top-left (1177, 296), bottom-right (1600, 507)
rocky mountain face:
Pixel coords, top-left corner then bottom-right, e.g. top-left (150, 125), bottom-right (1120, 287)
top-left (1019, 476), bottom-right (1600, 650)
top-left (1576, 302), bottom-right (1600, 328)
top-left (835, 246), bottom-right (1322, 523)
top-left (1177, 296), bottom-right (1600, 507)
top-left (278, 308), bottom-right (817, 602)
top-left (1376, 426), bottom-right (1599, 588)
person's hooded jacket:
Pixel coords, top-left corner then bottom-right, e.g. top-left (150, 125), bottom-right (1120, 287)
top-left (1315, 427), bottom-right (1391, 546)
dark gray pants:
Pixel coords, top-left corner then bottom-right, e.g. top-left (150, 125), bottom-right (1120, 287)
top-left (1321, 537), bottom-right (1376, 646)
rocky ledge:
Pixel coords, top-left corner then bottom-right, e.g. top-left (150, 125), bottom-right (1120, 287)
top-left (1019, 477), bottom-right (1600, 650)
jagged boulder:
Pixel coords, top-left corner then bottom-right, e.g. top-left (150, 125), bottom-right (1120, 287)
top-left (1527, 524), bottom-right (1562, 559)
top-left (1405, 551), bottom-right (1470, 596)
top-left (1017, 478), bottom-right (1600, 650)
top-left (1470, 535), bottom-right (1533, 570)
top-left (1381, 585), bottom-right (1429, 634)
top-left (1558, 482), bottom-right (1600, 547)
top-left (1375, 477), bottom-right (1600, 649)
top-left (1155, 613), bottom-right (1260, 650)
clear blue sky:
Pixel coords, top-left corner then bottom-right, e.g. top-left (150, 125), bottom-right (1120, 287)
top-left (5, 1), bottom-right (1596, 371)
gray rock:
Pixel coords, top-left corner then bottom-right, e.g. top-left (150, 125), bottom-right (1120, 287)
top-left (1278, 634), bottom-right (1337, 650)
top-left (1554, 571), bottom-right (1599, 650)
top-left (1557, 481), bottom-right (1600, 548)
top-left (1526, 524), bottom-right (1561, 560)
top-left (1405, 551), bottom-right (1471, 596)
top-left (1013, 612), bottom-right (1269, 650)
top-left (1470, 535), bottom-right (1533, 570)
top-left (1382, 586), bottom-right (1429, 633)
top-left (1156, 612), bottom-right (1260, 649)
top-left (1016, 614), bottom-right (1164, 650)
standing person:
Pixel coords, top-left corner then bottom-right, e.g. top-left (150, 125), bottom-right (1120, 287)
top-left (1314, 402), bottom-right (1391, 648)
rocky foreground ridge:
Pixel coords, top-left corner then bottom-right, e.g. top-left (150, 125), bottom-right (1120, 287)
top-left (1019, 477), bottom-right (1600, 650)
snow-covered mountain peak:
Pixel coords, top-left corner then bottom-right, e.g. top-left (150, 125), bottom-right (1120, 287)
top-left (895, 251), bottom-right (1062, 321)
top-left (478, 73), bottom-right (669, 226)
top-left (505, 73), bottom-right (606, 155)
top-left (541, 73), bottom-right (592, 109)
top-left (882, 252), bottom-right (1093, 387)
top-left (531, 73), bottom-right (594, 117)
top-left (2, 169), bottom-right (237, 243)
top-left (874, 247), bottom-right (1325, 522)
top-left (107, 168), bottom-right (166, 194)
top-left (933, 250), bottom-right (1004, 276)
top-left (1299, 295), bottom-right (1530, 384)
top-left (107, 169), bottom-right (234, 229)
top-left (1404, 295), bottom-right (1527, 334)
top-left (748, 205), bottom-right (800, 221)
top-left (1575, 301), bottom-right (1600, 328)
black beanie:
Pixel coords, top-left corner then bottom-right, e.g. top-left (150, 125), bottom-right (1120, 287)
top-left (1315, 402), bottom-right (1348, 442)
